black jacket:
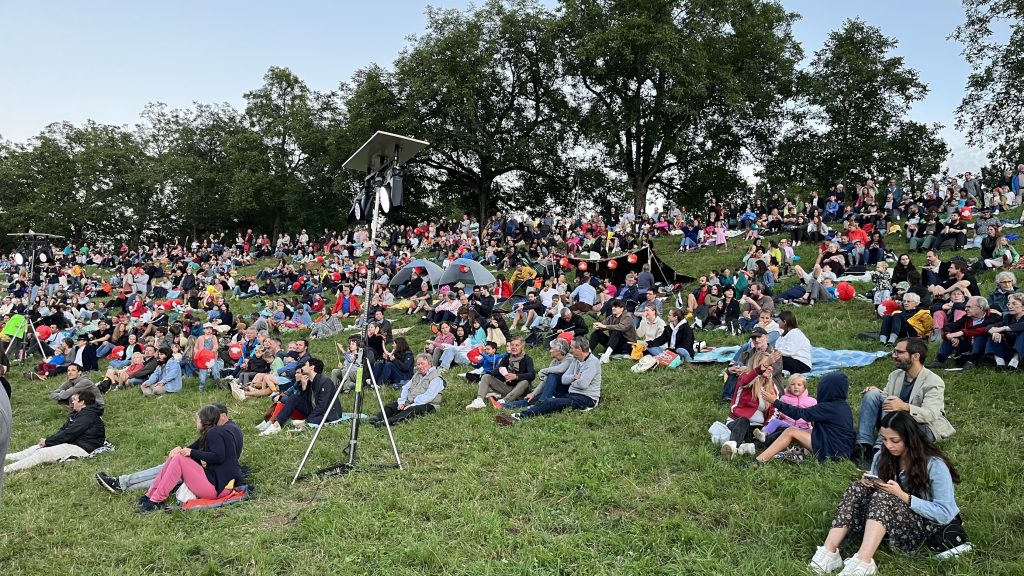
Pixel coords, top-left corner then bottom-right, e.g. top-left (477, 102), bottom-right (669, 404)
top-left (188, 426), bottom-right (244, 494)
top-left (490, 354), bottom-right (536, 383)
top-left (552, 314), bottom-right (588, 337)
top-left (46, 404), bottom-right (106, 453)
top-left (647, 321), bottom-right (695, 358)
top-left (304, 374), bottom-right (341, 425)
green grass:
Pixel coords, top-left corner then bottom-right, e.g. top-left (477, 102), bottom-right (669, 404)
top-left (2, 220), bottom-right (1024, 575)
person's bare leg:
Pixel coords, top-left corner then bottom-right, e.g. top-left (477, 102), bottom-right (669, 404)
top-left (852, 519), bottom-right (887, 564)
top-left (823, 526), bottom-right (852, 553)
top-left (755, 426), bottom-right (802, 462)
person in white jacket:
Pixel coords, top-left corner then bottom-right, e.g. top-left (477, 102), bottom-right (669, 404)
top-left (774, 310), bottom-right (812, 374)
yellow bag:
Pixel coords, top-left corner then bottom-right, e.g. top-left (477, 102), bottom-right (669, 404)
top-left (630, 342), bottom-right (646, 361)
top-left (393, 299), bottom-right (411, 310)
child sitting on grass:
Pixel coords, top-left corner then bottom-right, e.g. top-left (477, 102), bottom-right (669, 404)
top-left (753, 373), bottom-right (815, 446)
top-left (749, 372), bottom-right (855, 465)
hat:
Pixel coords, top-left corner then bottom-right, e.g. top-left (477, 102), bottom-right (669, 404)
top-left (749, 327), bottom-right (768, 338)
top-left (77, 334), bottom-right (89, 341)
top-left (895, 281), bottom-right (910, 291)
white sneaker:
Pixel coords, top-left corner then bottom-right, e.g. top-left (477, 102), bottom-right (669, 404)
top-left (255, 420), bottom-right (271, 432)
top-left (934, 542), bottom-right (973, 559)
top-left (738, 443), bottom-right (756, 456)
top-left (231, 383), bottom-right (246, 402)
top-left (808, 546), bottom-right (844, 574)
top-left (752, 429), bottom-right (766, 443)
top-left (259, 421), bottom-right (282, 436)
top-left (465, 397), bottom-right (486, 410)
top-left (290, 419), bottom-right (306, 428)
top-left (600, 351), bottom-right (611, 364)
top-left (837, 557), bottom-right (876, 576)
top-left (720, 440), bottom-right (737, 461)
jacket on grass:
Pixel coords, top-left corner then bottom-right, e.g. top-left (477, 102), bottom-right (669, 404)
top-left (771, 372), bottom-right (854, 462)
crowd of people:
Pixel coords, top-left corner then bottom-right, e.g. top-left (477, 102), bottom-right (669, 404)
top-left (5, 167), bottom-right (1024, 569)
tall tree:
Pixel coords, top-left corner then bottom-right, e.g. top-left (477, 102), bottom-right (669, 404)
top-left (560, 0), bottom-right (802, 214)
top-left (392, 0), bottom-right (575, 223)
top-left (952, 0), bottom-right (1024, 166)
top-left (799, 18), bottom-right (933, 185)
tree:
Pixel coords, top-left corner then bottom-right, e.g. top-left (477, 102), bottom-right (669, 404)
top-left (885, 120), bottom-right (950, 194)
top-left (392, 0), bottom-right (576, 224)
top-left (798, 18), bottom-right (932, 185)
top-left (559, 0), bottom-right (802, 214)
top-left (952, 0), bottom-right (1024, 166)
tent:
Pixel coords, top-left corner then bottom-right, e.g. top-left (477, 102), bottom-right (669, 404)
top-left (437, 258), bottom-right (497, 288)
top-left (389, 259), bottom-right (444, 291)
top-left (563, 245), bottom-right (694, 287)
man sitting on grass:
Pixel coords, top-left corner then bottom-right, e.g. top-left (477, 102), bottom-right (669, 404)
top-left (496, 337), bottom-right (600, 425)
top-left (259, 358), bottom-right (340, 435)
top-left (589, 299), bottom-right (636, 364)
top-left (466, 337), bottom-right (535, 410)
top-left (49, 363), bottom-right (104, 410)
top-left (368, 353), bottom-right (445, 427)
top-left (5, 390), bottom-right (105, 473)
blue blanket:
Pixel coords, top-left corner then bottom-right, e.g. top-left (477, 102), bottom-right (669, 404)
top-left (693, 346), bottom-right (888, 377)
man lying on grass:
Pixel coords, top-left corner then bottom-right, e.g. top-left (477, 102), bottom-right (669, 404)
top-left (5, 390), bottom-right (105, 473)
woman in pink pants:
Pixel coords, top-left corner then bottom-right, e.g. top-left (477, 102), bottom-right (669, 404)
top-left (138, 404), bottom-right (243, 513)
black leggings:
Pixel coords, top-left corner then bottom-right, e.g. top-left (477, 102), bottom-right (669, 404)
top-left (376, 402), bottom-right (435, 425)
top-left (782, 356), bottom-right (811, 374)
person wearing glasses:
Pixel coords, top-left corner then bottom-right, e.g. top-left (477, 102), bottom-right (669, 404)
top-left (927, 296), bottom-right (1001, 371)
top-left (987, 271), bottom-right (1019, 315)
top-left (852, 337), bottom-right (955, 470)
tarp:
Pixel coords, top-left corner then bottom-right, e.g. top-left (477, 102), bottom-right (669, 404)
top-left (438, 258), bottom-right (497, 288)
top-left (564, 245), bottom-right (694, 287)
top-left (389, 259), bottom-right (444, 291)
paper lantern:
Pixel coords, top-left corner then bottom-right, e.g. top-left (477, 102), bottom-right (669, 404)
top-left (959, 207), bottom-right (973, 220)
top-left (627, 253), bottom-right (638, 264)
top-left (560, 257), bottom-right (570, 268)
top-left (607, 260), bottom-right (618, 269)
top-left (228, 342), bottom-right (243, 360)
top-left (459, 265), bottom-right (469, 274)
top-left (193, 348), bottom-right (217, 370)
top-left (577, 261), bottom-right (588, 271)
top-left (291, 281), bottom-right (301, 291)
top-left (35, 325), bottom-right (52, 341)
top-left (108, 345), bottom-right (125, 360)
top-left (836, 281), bottom-right (856, 301)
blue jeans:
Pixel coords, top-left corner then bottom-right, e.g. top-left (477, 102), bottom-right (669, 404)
top-left (504, 373), bottom-right (565, 409)
top-left (738, 316), bottom-right (759, 333)
top-left (373, 362), bottom-right (410, 387)
top-left (985, 332), bottom-right (1024, 362)
top-left (198, 359), bottom-right (223, 390)
top-left (108, 358), bottom-right (132, 370)
top-left (646, 347), bottom-right (693, 362)
top-left (519, 393), bottom-right (596, 418)
top-left (95, 342), bottom-right (114, 359)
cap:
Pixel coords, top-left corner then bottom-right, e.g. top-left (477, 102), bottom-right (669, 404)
top-left (896, 281), bottom-right (910, 291)
top-left (749, 327), bottom-right (768, 338)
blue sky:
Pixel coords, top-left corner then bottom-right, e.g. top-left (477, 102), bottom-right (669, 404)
top-left (0, 0), bottom-right (982, 172)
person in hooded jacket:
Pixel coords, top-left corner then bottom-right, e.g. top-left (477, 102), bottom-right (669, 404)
top-left (5, 390), bottom-right (105, 473)
top-left (753, 372), bottom-right (855, 464)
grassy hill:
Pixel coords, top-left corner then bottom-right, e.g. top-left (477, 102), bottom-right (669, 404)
top-left (1, 220), bottom-right (1023, 575)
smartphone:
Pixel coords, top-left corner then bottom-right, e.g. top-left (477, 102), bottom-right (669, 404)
top-left (862, 473), bottom-right (883, 484)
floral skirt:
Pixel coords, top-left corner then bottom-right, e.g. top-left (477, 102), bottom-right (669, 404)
top-left (831, 481), bottom-right (936, 554)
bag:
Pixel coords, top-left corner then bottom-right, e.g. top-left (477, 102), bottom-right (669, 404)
top-left (708, 421), bottom-right (730, 446)
top-left (630, 355), bottom-right (658, 373)
top-left (655, 349), bottom-right (681, 368)
top-left (630, 342), bottom-right (646, 360)
top-left (487, 327), bottom-right (507, 348)
top-left (926, 514), bottom-right (971, 556)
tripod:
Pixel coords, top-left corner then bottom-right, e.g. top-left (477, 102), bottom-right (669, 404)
top-left (5, 241), bottom-right (52, 362)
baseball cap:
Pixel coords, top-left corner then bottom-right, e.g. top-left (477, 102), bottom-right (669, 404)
top-left (750, 327), bottom-right (768, 338)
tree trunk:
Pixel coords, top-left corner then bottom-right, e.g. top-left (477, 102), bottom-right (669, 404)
top-left (477, 178), bottom-right (492, 229)
top-left (272, 211), bottom-right (282, 244)
top-left (633, 180), bottom-right (648, 222)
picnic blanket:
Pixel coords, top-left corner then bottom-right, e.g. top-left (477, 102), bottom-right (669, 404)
top-left (693, 345), bottom-right (888, 377)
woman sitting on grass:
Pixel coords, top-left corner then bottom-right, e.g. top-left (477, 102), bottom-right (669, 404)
top-left (138, 404), bottom-right (244, 513)
top-left (807, 411), bottom-right (969, 575)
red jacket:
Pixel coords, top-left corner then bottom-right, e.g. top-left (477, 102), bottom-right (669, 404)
top-left (729, 366), bottom-right (777, 423)
top-left (331, 295), bottom-right (361, 316)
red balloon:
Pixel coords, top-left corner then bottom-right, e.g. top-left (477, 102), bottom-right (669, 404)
top-left (193, 348), bottom-right (217, 370)
top-left (577, 261), bottom-right (588, 271)
top-left (331, 272), bottom-right (341, 282)
top-left (627, 253), bottom-right (638, 264)
top-left (228, 342), bottom-right (243, 360)
top-left (291, 281), bottom-right (301, 291)
top-left (108, 345), bottom-right (125, 360)
top-left (299, 276), bottom-right (306, 283)
top-left (836, 282), bottom-right (856, 301)
top-left (459, 265), bottom-right (470, 274)
top-left (560, 257), bottom-right (570, 268)
top-left (414, 267), bottom-right (426, 275)
top-left (316, 256), bottom-right (324, 263)
top-left (35, 325), bottom-right (52, 341)
top-left (358, 265), bottom-right (368, 274)
top-left (607, 260), bottom-right (618, 269)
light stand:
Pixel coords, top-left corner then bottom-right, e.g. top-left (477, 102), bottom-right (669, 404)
top-left (292, 132), bottom-right (429, 483)
top-left (5, 232), bottom-right (62, 360)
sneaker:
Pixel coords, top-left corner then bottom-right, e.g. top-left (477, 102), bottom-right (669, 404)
top-left (137, 495), bottom-right (161, 514)
top-left (720, 440), bottom-right (737, 461)
top-left (926, 360), bottom-right (947, 370)
top-left (934, 542), bottom-right (973, 560)
top-left (96, 472), bottom-right (123, 494)
top-left (259, 421), bottom-right (282, 436)
top-left (960, 361), bottom-right (976, 372)
top-left (752, 429), bottom-right (766, 443)
top-left (488, 397), bottom-right (504, 410)
top-left (837, 557), bottom-right (876, 576)
top-left (808, 546), bottom-right (844, 574)
top-left (738, 443), bottom-right (756, 456)
top-left (465, 397), bottom-right (486, 410)
top-left (495, 413), bottom-right (520, 426)
top-left (255, 420), bottom-right (271, 432)
top-left (231, 382), bottom-right (246, 402)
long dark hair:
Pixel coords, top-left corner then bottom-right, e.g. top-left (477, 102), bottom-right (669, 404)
top-left (393, 337), bottom-right (410, 357)
top-left (777, 310), bottom-right (798, 335)
top-left (877, 412), bottom-right (960, 498)
top-left (196, 404), bottom-right (221, 450)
